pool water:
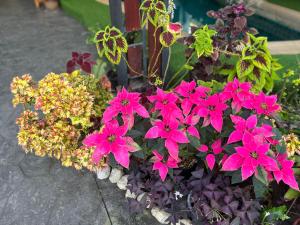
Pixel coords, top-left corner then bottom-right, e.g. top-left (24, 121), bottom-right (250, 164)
top-left (173, 0), bottom-right (300, 41)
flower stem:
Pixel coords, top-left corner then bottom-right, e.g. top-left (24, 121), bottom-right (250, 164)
top-left (122, 55), bottom-right (146, 78)
top-left (166, 52), bottom-right (194, 89)
top-left (162, 47), bottom-right (171, 86)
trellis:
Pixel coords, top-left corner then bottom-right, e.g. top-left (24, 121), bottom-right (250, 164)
top-left (108, 0), bottom-right (169, 87)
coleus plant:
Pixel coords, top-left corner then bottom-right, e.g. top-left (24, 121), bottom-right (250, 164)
top-left (66, 52), bottom-right (96, 74)
top-left (183, 3), bottom-right (282, 93)
top-left (83, 79), bottom-right (299, 195)
top-left (94, 26), bottom-right (128, 64)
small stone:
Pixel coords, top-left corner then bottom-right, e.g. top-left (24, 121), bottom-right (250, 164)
top-left (125, 189), bottom-right (137, 199)
top-left (137, 192), bottom-right (146, 202)
top-left (96, 166), bottom-right (111, 180)
top-left (176, 219), bottom-right (193, 225)
top-left (109, 168), bottom-right (123, 183)
top-left (116, 175), bottom-right (128, 190)
top-left (151, 207), bottom-right (170, 224)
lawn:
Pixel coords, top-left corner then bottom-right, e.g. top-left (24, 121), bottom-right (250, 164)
top-left (60, 0), bottom-right (111, 28)
top-left (268, 0), bottom-right (300, 12)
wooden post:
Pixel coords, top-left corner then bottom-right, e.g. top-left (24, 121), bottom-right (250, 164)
top-left (109, 0), bottom-right (128, 87)
top-left (124, 0), bottom-right (143, 77)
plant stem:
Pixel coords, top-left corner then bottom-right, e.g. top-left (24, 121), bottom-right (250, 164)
top-left (216, 48), bottom-right (240, 56)
top-left (149, 46), bottom-right (164, 76)
top-left (162, 47), bottom-right (171, 85)
top-left (148, 26), bottom-right (159, 75)
top-left (122, 55), bottom-right (146, 78)
top-left (166, 53), bottom-right (194, 89)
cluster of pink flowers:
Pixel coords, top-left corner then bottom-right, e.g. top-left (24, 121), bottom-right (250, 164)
top-left (83, 79), bottom-right (298, 190)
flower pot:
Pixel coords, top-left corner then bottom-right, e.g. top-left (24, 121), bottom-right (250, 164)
top-left (44, 1), bottom-right (58, 10)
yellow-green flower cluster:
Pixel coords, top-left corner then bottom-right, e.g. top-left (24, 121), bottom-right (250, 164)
top-left (283, 133), bottom-right (300, 157)
top-left (12, 71), bottom-right (112, 171)
top-left (11, 74), bottom-right (36, 107)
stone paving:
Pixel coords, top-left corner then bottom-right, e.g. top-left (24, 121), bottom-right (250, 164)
top-left (0, 0), bottom-right (159, 224)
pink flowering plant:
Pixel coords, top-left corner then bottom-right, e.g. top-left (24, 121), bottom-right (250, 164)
top-left (83, 78), bottom-right (299, 200)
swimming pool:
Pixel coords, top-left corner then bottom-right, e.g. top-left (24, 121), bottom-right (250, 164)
top-left (173, 0), bottom-right (300, 41)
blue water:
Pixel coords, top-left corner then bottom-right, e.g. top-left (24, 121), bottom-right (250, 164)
top-left (173, 0), bottom-right (300, 41)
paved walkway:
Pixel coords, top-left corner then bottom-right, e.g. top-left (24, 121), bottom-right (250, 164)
top-left (0, 0), bottom-right (158, 224)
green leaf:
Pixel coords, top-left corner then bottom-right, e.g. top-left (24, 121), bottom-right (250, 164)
top-left (253, 176), bottom-right (268, 199)
top-left (284, 188), bottom-right (300, 200)
top-left (105, 50), bottom-right (122, 64)
top-left (187, 133), bottom-right (201, 149)
top-left (236, 59), bottom-right (254, 77)
top-left (183, 64), bottom-right (194, 70)
top-left (159, 31), bottom-right (176, 47)
top-left (264, 74), bottom-right (274, 92)
top-left (230, 170), bottom-right (243, 184)
top-left (262, 205), bottom-right (290, 223)
top-left (256, 166), bottom-right (268, 186)
top-left (252, 53), bottom-right (271, 72)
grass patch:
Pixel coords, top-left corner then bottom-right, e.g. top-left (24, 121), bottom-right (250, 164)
top-left (60, 0), bottom-right (111, 28)
top-left (267, 0), bottom-right (300, 12)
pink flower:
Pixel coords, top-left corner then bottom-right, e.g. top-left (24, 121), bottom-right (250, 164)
top-left (103, 88), bottom-right (149, 129)
top-left (244, 92), bottom-right (281, 116)
top-left (195, 94), bottom-right (228, 132)
top-left (227, 115), bottom-right (258, 144)
top-left (222, 78), bottom-right (253, 112)
top-left (148, 88), bottom-right (182, 120)
top-left (152, 151), bottom-right (179, 181)
top-left (222, 131), bottom-right (278, 180)
top-left (273, 154), bottom-right (299, 190)
top-left (175, 81), bottom-right (210, 115)
top-left (182, 113), bottom-right (200, 139)
top-left (228, 115), bottom-right (276, 145)
top-left (83, 120), bottom-right (135, 168)
top-left (198, 139), bottom-right (224, 170)
top-left (167, 22), bottom-right (183, 34)
top-left (145, 119), bottom-right (189, 160)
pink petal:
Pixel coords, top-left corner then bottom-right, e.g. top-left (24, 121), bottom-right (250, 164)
top-left (122, 114), bottom-right (135, 130)
top-left (241, 158), bottom-right (256, 180)
top-left (166, 156), bottom-right (179, 168)
top-left (235, 146), bottom-right (250, 157)
top-left (227, 130), bottom-right (243, 144)
top-left (259, 155), bottom-right (279, 171)
top-left (171, 130), bottom-right (189, 143)
top-left (145, 126), bottom-right (160, 139)
top-left (159, 164), bottom-right (168, 181)
top-left (113, 148), bottom-right (130, 168)
top-left (83, 133), bottom-right (102, 147)
top-left (92, 150), bottom-right (104, 164)
top-left (283, 173), bottom-right (299, 191)
top-left (202, 117), bottom-right (211, 127)
top-left (136, 105), bottom-right (150, 118)
top-left (181, 99), bottom-right (193, 116)
top-left (212, 139), bottom-right (223, 154)
top-left (256, 144), bottom-right (270, 155)
top-left (246, 115), bottom-right (257, 129)
top-left (197, 107), bottom-right (209, 117)
top-left (206, 154), bottom-right (215, 170)
top-left (210, 114), bottom-right (223, 132)
top-left (153, 150), bottom-right (163, 161)
top-left (230, 115), bottom-right (244, 125)
top-left (187, 126), bottom-right (200, 138)
top-left (102, 107), bottom-right (118, 123)
top-left (165, 139), bottom-right (179, 160)
top-left (273, 171), bottom-right (283, 183)
top-left (198, 144), bottom-right (208, 152)
top-left (222, 153), bottom-right (243, 171)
